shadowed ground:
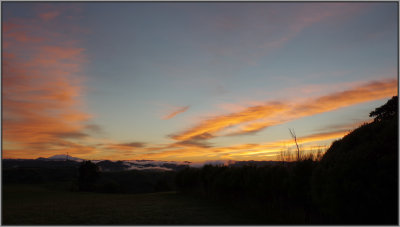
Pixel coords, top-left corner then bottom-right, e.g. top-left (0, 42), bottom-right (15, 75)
top-left (2, 184), bottom-right (260, 225)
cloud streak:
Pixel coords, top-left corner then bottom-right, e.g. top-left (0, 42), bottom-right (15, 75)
top-left (206, 3), bottom-right (369, 67)
top-left (170, 79), bottom-right (397, 142)
top-left (170, 102), bottom-right (287, 141)
top-left (162, 106), bottom-right (190, 120)
top-left (132, 125), bottom-right (354, 162)
top-left (104, 142), bottom-right (146, 151)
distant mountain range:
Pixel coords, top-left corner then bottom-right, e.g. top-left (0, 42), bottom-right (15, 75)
top-left (38, 154), bottom-right (85, 162)
top-left (3, 154), bottom-right (282, 172)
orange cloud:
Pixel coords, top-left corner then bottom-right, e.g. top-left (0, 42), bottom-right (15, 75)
top-left (90, 113), bottom-right (362, 162)
top-left (128, 125), bottom-right (354, 162)
top-left (4, 145), bottom-right (96, 160)
top-left (208, 128), bottom-right (350, 160)
top-left (104, 142), bottom-right (146, 151)
top-left (3, 10), bottom-right (94, 159)
top-left (239, 79), bottom-right (397, 135)
top-left (315, 120), bottom-right (372, 133)
top-left (135, 148), bottom-right (215, 162)
top-left (174, 139), bottom-right (212, 148)
top-left (170, 102), bottom-right (288, 141)
top-left (162, 105), bottom-right (190, 120)
top-left (171, 79), bottom-right (397, 142)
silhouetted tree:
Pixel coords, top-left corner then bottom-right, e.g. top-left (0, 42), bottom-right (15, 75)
top-left (78, 161), bottom-right (100, 191)
top-left (369, 96), bottom-right (398, 122)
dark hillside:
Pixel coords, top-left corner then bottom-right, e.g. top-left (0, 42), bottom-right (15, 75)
top-left (312, 96), bottom-right (398, 224)
top-left (175, 96), bottom-right (398, 224)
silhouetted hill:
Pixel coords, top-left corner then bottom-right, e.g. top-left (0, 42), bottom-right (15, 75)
top-left (2, 159), bottom-right (188, 172)
top-left (3, 159), bottom-right (80, 168)
top-left (228, 160), bottom-right (282, 167)
top-left (97, 160), bottom-right (130, 172)
top-left (312, 96), bottom-right (398, 224)
top-left (4, 157), bottom-right (282, 172)
top-left (46, 154), bottom-right (84, 162)
top-left (2, 161), bottom-right (79, 184)
top-left (175, 96), bottom-right (398, 224)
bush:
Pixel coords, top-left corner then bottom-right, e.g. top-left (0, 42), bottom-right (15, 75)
top-left (78, 161), bottom-right (100, 191)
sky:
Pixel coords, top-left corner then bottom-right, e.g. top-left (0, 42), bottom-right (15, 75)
top-left (2, 2), bottom-right (398, 162)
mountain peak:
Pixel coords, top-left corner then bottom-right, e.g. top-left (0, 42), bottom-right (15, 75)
top-left (47, 154), bottom-right (84, 161)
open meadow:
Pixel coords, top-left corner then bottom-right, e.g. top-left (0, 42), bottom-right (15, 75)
top-left (2, 183), bottom-right (259, 225)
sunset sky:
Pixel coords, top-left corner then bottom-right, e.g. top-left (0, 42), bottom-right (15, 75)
top-left (2, 2), bottom-right (398, 162)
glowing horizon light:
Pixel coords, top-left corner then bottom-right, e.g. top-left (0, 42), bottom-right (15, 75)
top-left (2, 2), bottom-right (397, 162)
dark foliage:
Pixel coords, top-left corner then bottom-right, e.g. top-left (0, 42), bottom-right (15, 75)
top-left (3, 160), bottom-right (176, 194)
top-left (175, 161), bottom-right (319, 223)
top-left (2, 159), bottom-right (80, 169)
top-left (96, 160), bottom-right (130, 172)
top-left (369, 96), bottom-right (398, 122)
top-left (312, 114), bottom-right (398, 224)
top-left (78, 161), bottom-right (100, 191)
top-left (3, 166), bottom-right (78, 184)
top-left (176, 97), bottom-right (398, 224)
top-left (95, 170), bottom-right (176, 193)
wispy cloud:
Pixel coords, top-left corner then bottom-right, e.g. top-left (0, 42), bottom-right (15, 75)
top-left (102, 141), bottom-right (147, 153)
top-left (261, 3), bottom-right (368, 50)
top-left (231, 79), bottom-right (397, 136)
top-left (89, 113), bottom-right (364, 162)
top-left (162, 105), bottom-right (190, 120)
top-left (315, 120), bottom-right (372, 133)
top-left (212, 127), bottom-right (351, 158)
top-left (132, 125), bottom-right (355, 162)
top-left (98, 78), bottom-right (394, 162)
top-left (3, 7), bottom-right (94, 159)
top-left (121, 142), bottom-right (146, 148)
top-left (170, 102), bottom-right (287, 141)
top-left (207, 3), bottom-right (369, 66)
top-left (170, 79), bottom-right (397, 142)
top-left (112, 142), bottom-right (145, 148)
top-left (174, 139), bottom-right (213, 148)
top-left (85, 124), bottom-right (103, 134)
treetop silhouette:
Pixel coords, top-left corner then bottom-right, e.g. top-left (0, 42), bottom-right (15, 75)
top-left (369, 96), bottom-right (398, 122)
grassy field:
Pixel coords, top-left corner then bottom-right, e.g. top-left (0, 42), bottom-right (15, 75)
top-left (3, 183), bottom-right (260, 225)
